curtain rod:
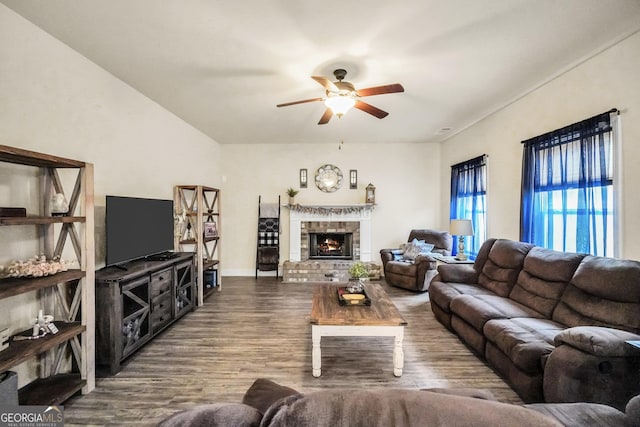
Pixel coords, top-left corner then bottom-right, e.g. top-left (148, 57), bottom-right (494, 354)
top-left (520, 108), bottom-right (618, 144)
top-left (451, 154), bottom-right (486, 169)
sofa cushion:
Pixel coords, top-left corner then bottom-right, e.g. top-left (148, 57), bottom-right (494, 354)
top-left (477, 239), bottom-right (534, 297)
top-left (242, 378), bottom-right (299, 415)
top-left (428, 281), bottom-right (495, 313)
top-left (157, 403), bottom-right (262, 427)
top-left (553, 326), bottom-right (640, 357)
top-left (472, 238), bottom-right (497, 272)
top-left (386, 260), bottom-right (419, 276)
top-left (526, 402), bottom-right (631, 427)
top-left (450, 294), bottom-right (543, 332)
top-left (508, 247), bottom-right (584, 318)
top-left (435, 263), bottom-right (478, 283)
top-left (421, 387), bottom-right (497, 401)
top-left (261, 389), bottom-right (562, 427)
top-left (483, 318), bottom-right (565, 374)
top-left (553, 256), bottom-right (640, 333)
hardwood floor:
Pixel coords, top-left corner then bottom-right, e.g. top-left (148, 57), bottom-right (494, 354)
top-left (64, 277), bottom-right (521, 426)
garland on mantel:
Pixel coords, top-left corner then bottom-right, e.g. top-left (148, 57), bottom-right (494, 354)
top-left (287, 204), bottom-right (375, 215)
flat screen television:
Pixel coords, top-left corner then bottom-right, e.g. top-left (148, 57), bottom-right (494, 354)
top-left (105, 195), bottom-right (174, 266)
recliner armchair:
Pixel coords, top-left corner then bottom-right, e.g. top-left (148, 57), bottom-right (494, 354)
top-left (380, 229), bottom-right (452, 292)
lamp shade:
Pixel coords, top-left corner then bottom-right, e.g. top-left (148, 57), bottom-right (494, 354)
top-left (325, 95), bottom-right (356, 116)
top-left (450, 219), bottom-right (474, 236)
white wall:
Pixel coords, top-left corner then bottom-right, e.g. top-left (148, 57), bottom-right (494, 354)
top-left (221, 142), bottom-right (442, 275)
top-left (1, 5), bottom-right (636, 277)
top-left (0, 5), bottom-right (222, 267)
top-left (0, 3), bottom-right (445, 301)
top-left (0, 5), bottom-right (221, 386)
top-left (439, 31), bottom-right (640, 259)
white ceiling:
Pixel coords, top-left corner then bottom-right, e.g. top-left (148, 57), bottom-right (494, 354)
top-left (3, 0), bottom-right (640, 145)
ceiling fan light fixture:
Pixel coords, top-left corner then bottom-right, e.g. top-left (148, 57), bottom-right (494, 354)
top-left (278, 69), bottom-right (403, 123)
top-left (325, 94), bottom-right (356, 117)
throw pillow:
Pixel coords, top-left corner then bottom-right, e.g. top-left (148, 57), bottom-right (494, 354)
top-left (418, 242), bottom-right (435, 253)
top-left (391, 249), bottom-right (404, 261)
top-left (242, 378), bottom-right (300, 415)
top-left (402, 239), bottom-right (423, 261)
top-left (402, 239), bottom-right (434, 261)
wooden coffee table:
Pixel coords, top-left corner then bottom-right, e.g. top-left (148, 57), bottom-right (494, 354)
top-left (309, 282), bottom-right (408, 377)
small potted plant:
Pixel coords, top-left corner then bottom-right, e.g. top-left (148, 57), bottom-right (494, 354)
top-left (286, 187), bottom-right (299, 205)
top-left (347, 261), bottom-right (370, 292)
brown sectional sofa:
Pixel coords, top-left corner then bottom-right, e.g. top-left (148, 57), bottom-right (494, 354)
top-left (429, 238), bottom-right (640, 410)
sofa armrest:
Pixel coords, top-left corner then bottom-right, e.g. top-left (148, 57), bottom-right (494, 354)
top-left (380, 248), bottom-right (403, 259)
top-left (545, 328), bottom-right (640, 409)
top-left (627, 395), bottom-right (640, 426)
top-left (554, 326), bottom-right (640, 357)
top-left (414, 253), bottom-right (437, 265)
top-left (380, 248), bottom-right (403, 268)
top-left (436, 264), bottom-right (478, 283)
top-left (410, 254), bottom-right (438, 288)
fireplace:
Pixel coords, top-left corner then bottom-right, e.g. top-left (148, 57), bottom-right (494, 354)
top-left (309, 232), bottom-right (353, 260)
top-left (284, 204), bottom-right (377, 283)
top-left (288, 204), bottom-right (374, 262)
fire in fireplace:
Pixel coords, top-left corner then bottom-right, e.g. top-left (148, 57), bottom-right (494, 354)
top-left (309, 232), bottom-right (353, 260)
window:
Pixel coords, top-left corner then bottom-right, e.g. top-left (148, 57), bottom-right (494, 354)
top-left (450, 155), bottom-right (487, 259)
top-left (520, 110), bottom-right (618, 256)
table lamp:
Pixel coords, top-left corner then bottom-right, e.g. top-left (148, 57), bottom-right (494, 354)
top-left (450, 219), bottom-right (474, 261)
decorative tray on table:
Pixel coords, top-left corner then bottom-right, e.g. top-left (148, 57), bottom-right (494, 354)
top-left (337, 287), bottom-right (372, 306)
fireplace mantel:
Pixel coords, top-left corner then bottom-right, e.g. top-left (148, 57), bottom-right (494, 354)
top-left (286, 204), bottom-right (375, 215)
top-left (288, 204), bottom-right (373, 262)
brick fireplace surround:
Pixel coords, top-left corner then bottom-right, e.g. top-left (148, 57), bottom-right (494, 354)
top-left (302, 221), bottom-right (360, 261)
top-left (283, 205), bottom-right (381, 283)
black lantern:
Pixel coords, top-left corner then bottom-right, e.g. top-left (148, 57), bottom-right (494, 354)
top-left (349, 170), bottom-right (357, 189)
top-left (299, 169), bottom-right (307, 188)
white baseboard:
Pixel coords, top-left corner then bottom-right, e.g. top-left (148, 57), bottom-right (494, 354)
top-left (222, 268), bottom-right (281, 277)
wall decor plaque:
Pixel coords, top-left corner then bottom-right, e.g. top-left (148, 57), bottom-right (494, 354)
top-left (315, 164), bottom-right (343, 193)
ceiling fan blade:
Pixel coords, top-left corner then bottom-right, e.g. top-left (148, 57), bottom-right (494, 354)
top-left (318, 108), bottom-right (333, 125)
top-left (356, 83), bottom-right (404, 97)
top-left (276, 97), bottom-right (324, 107)
top-left (354, 101), bottom-right (389, 119)
top-left (311, 76), bottom-right (339, 93)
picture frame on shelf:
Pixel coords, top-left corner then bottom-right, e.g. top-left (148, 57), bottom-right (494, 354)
top-left (204, 221), bottom-right (218, 238)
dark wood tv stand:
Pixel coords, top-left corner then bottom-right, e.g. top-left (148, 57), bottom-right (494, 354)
top-left (95, 252), bottom-right (195, 375)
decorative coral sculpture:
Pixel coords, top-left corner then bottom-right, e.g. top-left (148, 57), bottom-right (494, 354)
top-left (2, 255), bottom-right (70, 278)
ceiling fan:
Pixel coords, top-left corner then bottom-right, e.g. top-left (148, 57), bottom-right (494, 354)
top-left (276, 69), bottom-right (404, 125)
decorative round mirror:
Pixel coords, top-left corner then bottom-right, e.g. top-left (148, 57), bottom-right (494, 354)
top-left (315, 164), bottom-right (343, 193)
